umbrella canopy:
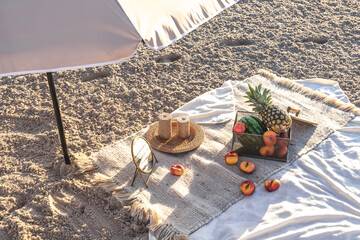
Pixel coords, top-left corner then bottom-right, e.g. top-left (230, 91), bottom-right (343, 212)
top-left (0, 0), bottom-right (141, 76)
top-left (0, 0), bottom-right (238, 163)
top-left (0, 0), bottom-right (237, 76)
top-left (119, 0), bottom-right (237, 50)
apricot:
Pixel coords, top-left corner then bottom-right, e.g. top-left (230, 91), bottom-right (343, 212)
top-left (170, 164), bottom-right (184, 176)
top-left (263, 130), bottom-right (277, 146)
top-left (265, 179), bottom-right (280, 192)
top-left (277, 132), bottom-right (289, 147)
top-left (276, 145), bottom-right (288, 158)
top-left (259, 145), bottom-right (275, 157)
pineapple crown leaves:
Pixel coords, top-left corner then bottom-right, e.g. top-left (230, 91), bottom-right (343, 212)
top-left (244, 84), bottom-right (273, 113)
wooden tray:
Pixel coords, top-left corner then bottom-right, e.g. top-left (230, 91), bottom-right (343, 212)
top-left (287, 107), bottom-right (318, 126)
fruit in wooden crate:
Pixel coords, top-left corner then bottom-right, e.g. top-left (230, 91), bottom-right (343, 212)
top-left (240, 180), bottom-right (255, 195)
top-left (170, 164), bottom-right (185, 176)
top-left (225, 151), bottom-right (239, 165)
top-left (277, 132), bottom-right (289, 147)
top-left (244, 84), bottom-right (292, 134)
top-left (237, 115), bottom-right (266, 148)
top-left (259, 145), bottom-right (275, 157)
top-left (265, 179), bottom-right (280, 192)
top-left (233, 122), bottom-right (245, 133)
top-left (240, 161), bottom-right (255, 173)
top-left (263, 130), bottom-right (277, 146)
top-left (276, 145), bottom-right (288, 158)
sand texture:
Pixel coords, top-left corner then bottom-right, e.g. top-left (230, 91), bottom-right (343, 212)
top-left (1, 1), bottom-right (359, 239)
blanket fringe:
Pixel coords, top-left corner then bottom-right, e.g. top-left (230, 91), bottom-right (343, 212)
top-left (71, 154), bottom-right (186, 240)
top-left (72, 152), bottom-right (98, 175)
top-left (152, 224), bottom-right (189, 240)
top-left (58, 152), bottom-right (97, 177)
top-left (258, 69), bottom-right (360, 116)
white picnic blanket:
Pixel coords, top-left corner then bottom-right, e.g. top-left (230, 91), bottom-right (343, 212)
top-left (150, 78), bottom-right (360, 240)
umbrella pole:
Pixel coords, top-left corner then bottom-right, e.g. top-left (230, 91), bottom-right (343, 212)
top-left (46, 72), bottom-right (71, 165)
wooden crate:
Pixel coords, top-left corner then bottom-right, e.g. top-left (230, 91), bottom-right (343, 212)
top-left (231, 111), bottom-right (292, 162)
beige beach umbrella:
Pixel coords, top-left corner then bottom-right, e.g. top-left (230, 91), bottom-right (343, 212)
top-left (0, 0), bottom-right (238, 164)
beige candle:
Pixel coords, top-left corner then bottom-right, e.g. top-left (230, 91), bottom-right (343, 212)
top-left (158, 113), bottom-right (172, 139)
top-left (177, 116), bottom-right (190, 139)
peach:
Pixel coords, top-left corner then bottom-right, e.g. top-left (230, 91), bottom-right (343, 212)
top-left (225, 151), bottom-right (239, 165)
top-left (263, 130), bottom-right (277, 146)
top-left (240, 161), bottom-right (255, 174)
top-left (170, 164), bottom-right (185, 176)
top-left (259, 145), bottom-right (275, 157)
top-left (277, 132), bottom-right (289, 147)
top-left (265, 179), bottom-right (280, 192)
top-left (233, 122), bottom-right (245, 133)
top-left (240, 180), bottom-right (255, 195)
top-left (276, 145), bottom-right (288, 158)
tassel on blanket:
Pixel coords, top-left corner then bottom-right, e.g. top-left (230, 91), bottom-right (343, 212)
top-left (72, 152), bottom-right (97, 175)
top-left (258, 69), bottom-right (360, 116)
top-left (88, 172), bottom-right (187, 239)
top-left (76, 166), bottom-right (185, 239)
top-left (152, 224), bottom-right (189, 240)
top-left (58, 152), bottom-right (96, 177)
top-left (128, 199), bottom-right (188, 240)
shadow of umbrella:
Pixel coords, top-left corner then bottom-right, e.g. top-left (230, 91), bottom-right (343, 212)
top-left (0, 0), bottom-right (240, 164)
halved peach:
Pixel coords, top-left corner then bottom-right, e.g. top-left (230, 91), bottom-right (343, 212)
top-left (240, 161), bottom-right (255, 174)
top-left (225, 151), bottom-right (239, 165)
top-left (240, 180), bottom-right (255, 195)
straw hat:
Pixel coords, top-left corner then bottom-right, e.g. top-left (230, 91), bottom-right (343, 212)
top-left (146, 120), bottom-right (204, 153)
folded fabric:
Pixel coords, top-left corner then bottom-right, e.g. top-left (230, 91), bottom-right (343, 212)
top-left (171, 80), bottom-right (235, 124)
top-left (190, 78), bottom-right (360, 240)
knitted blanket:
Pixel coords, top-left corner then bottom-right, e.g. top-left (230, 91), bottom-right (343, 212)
top-left (73, 71), bottom-right (359, 239)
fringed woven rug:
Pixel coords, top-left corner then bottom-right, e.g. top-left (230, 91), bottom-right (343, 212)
top-left (73, 71), bottom-right (359, 239)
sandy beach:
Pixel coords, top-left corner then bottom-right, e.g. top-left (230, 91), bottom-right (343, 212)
top-left (1, 0), bottom-right (359, 239)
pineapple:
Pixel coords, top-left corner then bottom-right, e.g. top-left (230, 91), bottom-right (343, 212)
top-left (244, 84), bottom-right (292, 134)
